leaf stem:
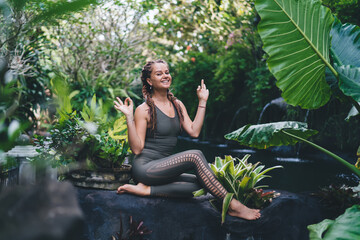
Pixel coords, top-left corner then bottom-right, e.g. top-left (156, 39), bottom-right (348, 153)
top-left (281, 130), bottom-right (360, 178)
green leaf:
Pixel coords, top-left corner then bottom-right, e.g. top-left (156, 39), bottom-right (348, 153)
top-left (235, 168), bottom-right (247, 181)
top-left (108, 116), bottom-right (128, 140)
top-left (254, 165), bottom-right (265, 174)
top-left (210, 164), bottom-right (220, 177)
top-left (228, 159), bottom-right (235, 176)
top-left (28, 0), bottom-right (98, 26)
top-left (255, 0), bottom-right (334, 109)
top-left (69, 90), bottom-right (80, 100)
top-left (220, 161), bottom-right (232, 176)
top-left (308, 205), bottom-right (360, 240)
top-left (335, 64), bottom-right (360, 102)
top-left (215, 156), bottom-right (222, 169)
top-left (223, 175), bottom-right (237, 194)
top-left (253, 165), bottom-right (283, 183)
top-left (193, 188), bottom-right (206, 197)
top-left (222, 193), bottom-right (234, 225)
top-left (239, 176), bottom-right (251, 193)
top-left (330, 18), bottom-right (360, 67)
top-left (225, 121), bottom-right (318, 149)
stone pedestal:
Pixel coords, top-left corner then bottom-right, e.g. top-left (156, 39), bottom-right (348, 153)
top-left (5, 145), bottom-right (58, 184)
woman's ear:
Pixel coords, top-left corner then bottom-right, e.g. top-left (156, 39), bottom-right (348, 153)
top-left (147, 78), bottom-right (152, 86)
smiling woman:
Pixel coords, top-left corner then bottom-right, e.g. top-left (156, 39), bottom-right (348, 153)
top-left (113, 59), bottom-right (261, 222)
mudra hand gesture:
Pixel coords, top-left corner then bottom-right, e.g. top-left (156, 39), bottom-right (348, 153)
top-left (114, 97), bottom-right (134, 118)
top-left (197, 79), bottom-right (209, 102)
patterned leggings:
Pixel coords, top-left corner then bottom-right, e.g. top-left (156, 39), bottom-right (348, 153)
top-left (132, 150), bottom-right (227, 199)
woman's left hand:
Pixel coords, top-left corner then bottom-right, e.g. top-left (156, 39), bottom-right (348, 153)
top-left (197, 79), bottom-right (209, 102)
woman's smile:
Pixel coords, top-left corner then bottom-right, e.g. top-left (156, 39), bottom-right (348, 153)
top-left (148, 62), bottom-right (172, 89)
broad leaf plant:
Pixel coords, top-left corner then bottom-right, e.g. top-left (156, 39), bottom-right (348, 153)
top-left (194, 154), bottom-right (282, 224)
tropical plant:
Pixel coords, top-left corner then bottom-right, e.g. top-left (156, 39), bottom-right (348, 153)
top-left (255, 0), bottom-right (360, 114)
top-left (43, 0), bottom-right (148, 112)
top-left (112, 212), bottom-right (152, 240)
top-left (307, 205), bottom-right (360, 240)
top-left (322, 0), bottom-right (360, 27)
top-left (224, 121), bottom-right (360, 178)
top-left (1, 0), bottom-right (98, 131)
top-left (146, 0), bottom-right (258, 59)
top-left (35, 105), bottom-right (130, 168)
top-left (193, 154), bottom-right (282, 224)
top-left (313, 184), bottom-right (360, 218)
top-left (34, 77), bottom-right (130, 170)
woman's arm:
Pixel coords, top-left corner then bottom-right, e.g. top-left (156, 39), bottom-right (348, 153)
top-left (180, 79), bottom-right (209, 138)
top-left (114, 98), bottom-right (148, 155)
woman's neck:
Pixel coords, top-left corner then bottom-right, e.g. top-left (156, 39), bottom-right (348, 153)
top-left (152, 90), bottom-right (170, 106)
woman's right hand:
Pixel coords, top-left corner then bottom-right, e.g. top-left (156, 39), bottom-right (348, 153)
top-left (114, 97), bottom-right (134, 118)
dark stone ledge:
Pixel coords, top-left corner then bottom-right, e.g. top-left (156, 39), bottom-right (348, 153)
top-left (77, 188), bottom-right (326, 240)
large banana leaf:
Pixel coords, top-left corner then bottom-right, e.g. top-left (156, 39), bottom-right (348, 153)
top-left (330, 18), bottom-right (360, 103)
top-left (308, 205), bottom-right (360, 240)
top-left (334, 64), bottom-right (360, 102)
top-left (255, 0), bottom-right (334, 109)
top-left (330, 18), bottom-right (360, 67)
top-left (224, 121), bottom-right (318, 149)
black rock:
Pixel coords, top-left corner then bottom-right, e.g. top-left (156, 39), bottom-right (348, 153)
top-left (77, 188), bottom-right (326, 240)
top-left (0, 180), bottom-right (84, 240)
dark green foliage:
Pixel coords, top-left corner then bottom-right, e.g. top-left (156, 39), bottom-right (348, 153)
top-left (172, 52), bottom-right (217, 118)
top-left (246, 63), bottom-right (279, 112)
top-left (308, 205), bottom-right (360, 240)
top-left (245, 188), bottom-right (279, 209)
top-left (1, 0), bottom-right (100, 135)
top-left (213, 44), bottom-right (254, 103)
top-left (34, 110), bottom-right (130, 169)
top-left (29, 0), bottom-right (98, 26)
top-left (84, 132), bottom-right (130, 169)
top-left (34, 112), bottom-right (87, 167)
top-left (313, 184), bottom-right (360, 218)
top-left (322, 0), bottom-right (360, 27)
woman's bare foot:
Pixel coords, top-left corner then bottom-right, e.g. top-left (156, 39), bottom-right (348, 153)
top-left (228, 199), bottom-right (261, 220)
top-left (117, 183), bottom-right (151, 196)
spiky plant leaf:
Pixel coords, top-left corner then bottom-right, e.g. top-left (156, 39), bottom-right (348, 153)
top-left (193, 188), bottom-right (206, 197)
top-left (222, 193), bottom-right (234, 225)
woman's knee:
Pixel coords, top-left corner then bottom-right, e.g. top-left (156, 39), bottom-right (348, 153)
top-left (185, 149), bottom-right (206, 163)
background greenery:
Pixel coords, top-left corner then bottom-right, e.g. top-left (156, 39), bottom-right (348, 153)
top-left (1, 0), bottom-right (359, 154)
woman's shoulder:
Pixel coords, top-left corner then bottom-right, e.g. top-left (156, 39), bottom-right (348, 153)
top-left (174, 99), bottom-right (185, 108)
top-left (137, 102), bottom-right (150, 110)
top-left (135, 102), bottom-right (150, 117)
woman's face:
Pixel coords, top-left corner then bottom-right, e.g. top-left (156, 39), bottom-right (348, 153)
top-left (147, 63), bottom-right (172, 90)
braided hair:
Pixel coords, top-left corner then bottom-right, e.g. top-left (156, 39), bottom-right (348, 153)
top-left (140, 59), bottom-right (184, 132)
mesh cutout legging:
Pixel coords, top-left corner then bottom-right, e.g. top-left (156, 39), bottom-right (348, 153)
top-left (132, 150), bottom-right (227, 199)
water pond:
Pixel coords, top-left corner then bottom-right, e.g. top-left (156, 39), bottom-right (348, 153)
top-left (175, 136), bottom-right (359, 193)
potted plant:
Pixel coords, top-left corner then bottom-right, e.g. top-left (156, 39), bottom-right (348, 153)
top-left (33, 78), bottom-right (132, 190)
